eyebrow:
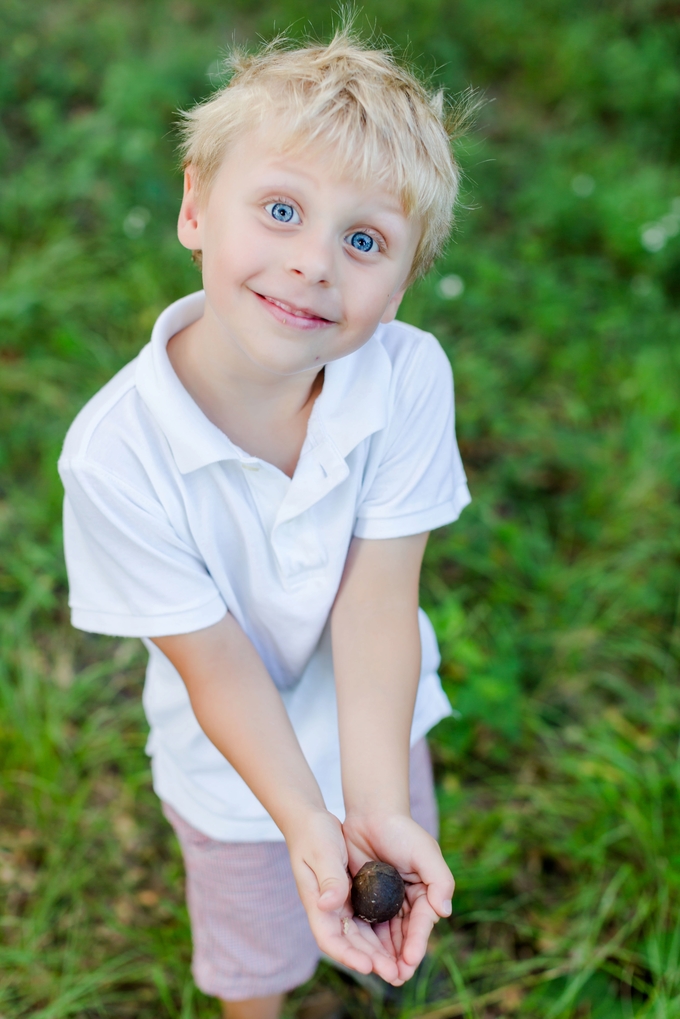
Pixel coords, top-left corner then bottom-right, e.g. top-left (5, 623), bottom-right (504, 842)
top-left (254, 160), bottom-right (323, 188)
top-left (254, 175), bottom-right (406, 220)
top-left (254, 158), bottom-right (405, 208)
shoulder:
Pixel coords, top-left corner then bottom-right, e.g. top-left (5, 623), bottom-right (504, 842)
top-left (58, 350), bottom-right (169, 498)
top-left (372, 320), bottom-right (454, 420)
top-left (375, 319), bottom-right (453, 391)
top-left (60, 359), bottom-right (137, 461)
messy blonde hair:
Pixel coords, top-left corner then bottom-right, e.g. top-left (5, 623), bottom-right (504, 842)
top-left (179, 23), bottom-right (472, 282)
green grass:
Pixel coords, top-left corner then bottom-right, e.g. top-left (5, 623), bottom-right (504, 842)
top-left (1, 1), bottom-right (680, 1016)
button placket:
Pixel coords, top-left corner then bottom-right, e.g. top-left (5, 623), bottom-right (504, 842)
top-left (239, 459), bottom-right (290, 540)
top-left (274, 441), bottom-right (349, 528)
top-left (269, 440), bottom-right (347, 580)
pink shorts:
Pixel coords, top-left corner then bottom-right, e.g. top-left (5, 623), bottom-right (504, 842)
top-left (162, 738), bottom-right (438, 1001)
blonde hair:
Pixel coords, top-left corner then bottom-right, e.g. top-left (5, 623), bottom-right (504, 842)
top-left (179, 25), bottom-right (471, 282)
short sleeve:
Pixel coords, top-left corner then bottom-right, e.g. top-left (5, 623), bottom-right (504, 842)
top-left (353, 336), bottom-right (471, 539)
top-left (60, 461), bottom-right (226, 637)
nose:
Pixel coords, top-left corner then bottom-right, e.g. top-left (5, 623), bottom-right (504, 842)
top-left (284, 227), bottom-right (334, 286)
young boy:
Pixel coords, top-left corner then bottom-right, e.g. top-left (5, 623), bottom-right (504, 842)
top-left (59, 27), bottom-right (471, 1019)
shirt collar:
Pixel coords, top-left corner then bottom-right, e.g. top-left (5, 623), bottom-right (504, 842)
top-left (135, 290), bottom-right (392, 475)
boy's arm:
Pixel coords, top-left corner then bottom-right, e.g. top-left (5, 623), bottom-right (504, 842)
top-left (151, 614), bottom-right (402, 982)
top-left (331, 534), bottom-right (455, 982)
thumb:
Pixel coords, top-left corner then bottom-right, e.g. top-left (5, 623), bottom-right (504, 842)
top-left (316, 862), bottom-right (351, 911)
top-left (426, 871), bottom-right (455, 918)
top-left (411, 837), bottom-right (455, 918)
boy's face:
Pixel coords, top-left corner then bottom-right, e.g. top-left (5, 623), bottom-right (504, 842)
top-left (178, 124), bottom-right (421, 378)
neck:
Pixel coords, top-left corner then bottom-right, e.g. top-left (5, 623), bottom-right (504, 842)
top-left (171, 300), bottom-right (321, 418)
top-left (166, 303), bottom-right (324, 476)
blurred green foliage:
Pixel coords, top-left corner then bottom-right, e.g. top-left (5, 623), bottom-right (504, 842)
top-left (1, 0), bottom-right (680, 1016)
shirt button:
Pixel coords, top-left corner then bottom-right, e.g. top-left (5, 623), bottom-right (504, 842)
top-left (242, 462), bottom-right (260, 472)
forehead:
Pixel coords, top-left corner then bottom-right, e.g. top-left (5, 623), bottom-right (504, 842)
top-left (212, 118), bottom-right (410, 216)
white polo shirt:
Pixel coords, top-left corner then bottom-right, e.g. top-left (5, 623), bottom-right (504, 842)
top-left (59, 290), bottom-right (471, 841)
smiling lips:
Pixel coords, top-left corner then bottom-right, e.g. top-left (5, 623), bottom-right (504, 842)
top-left (255, 291), bottom-right (335, 329)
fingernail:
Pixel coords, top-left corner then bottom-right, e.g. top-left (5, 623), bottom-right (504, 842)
top-left (442, 900), bottom-right (452, 916)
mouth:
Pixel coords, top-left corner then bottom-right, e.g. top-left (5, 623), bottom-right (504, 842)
top-left (254, 292), bottom-right (335, 330)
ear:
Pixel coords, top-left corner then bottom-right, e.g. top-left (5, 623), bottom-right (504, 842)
top-left (177, 167), bottom-right (202, 251)
top-left (380, 287), bottom-right (407, 324)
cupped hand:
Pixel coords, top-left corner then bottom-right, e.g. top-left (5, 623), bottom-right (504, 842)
top-left (286, 809), bottom-right (402, 983)
top-left (342, 812), bottom-right (455, 983)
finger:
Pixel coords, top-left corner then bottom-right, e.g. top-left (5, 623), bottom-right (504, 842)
top-left (417, 855), bottom-right (455, 918)
top-left (318, 882), bottom-right (350, 911)
top-left (323, 935), bottom-right (374, 975)
top-left (292, 861), bottom-right (345, 918)
top-left (372, 951), bottom-right (400, 984)
top-left (427, 877), bottom-right (454, 918)
top-left (314, 917), bottom-right (376, 969)
top-left (349, 918), bottom-right (406, 985)
top-left (371, 915), bottom-right (409, 986)
top-left (389, 911), bottom-right (405, 961)
top-left (400, 892), bottom-right (438, 971)
top-left (351, 926), bottom-right (399, 984)
top-left (372, 918), bottom-right (398, 959)
top-left (388, 910), bottom-right (422, 984)
top-left (317, 865), bottom-right (351, 911)
top-left (347, 917), bottom-right (394, 960)
top-left (326, 919), bottom-right (398, 982)
top-left (299, 852), bottom-right (350, 912)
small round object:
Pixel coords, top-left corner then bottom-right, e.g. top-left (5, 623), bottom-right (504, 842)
top-left (351, 861), bottom-right (405, 924)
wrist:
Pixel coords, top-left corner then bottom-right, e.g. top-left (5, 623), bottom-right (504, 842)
top-left (275, 797), bottom-right (333, 842)
top-left (344, 806), bottom-right (412, 826)
top-left (343, 788), bottom-right (411, 819)
top-left (341, 748), bottom-right (411, 819)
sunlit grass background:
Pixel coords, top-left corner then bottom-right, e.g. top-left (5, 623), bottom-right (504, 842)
top-left (1, 1), bottom-right (680, 1016)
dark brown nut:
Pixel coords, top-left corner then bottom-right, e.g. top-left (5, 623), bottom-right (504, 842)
top-left (351, 861), bottom-right (405, 924)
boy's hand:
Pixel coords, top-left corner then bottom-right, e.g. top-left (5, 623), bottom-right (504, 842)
top-left (286, 809), bottom-right (404, 984)
top-left (341, 812), bottom-right (454, 983)
top-left (330, 532), bottom-right (451, 982)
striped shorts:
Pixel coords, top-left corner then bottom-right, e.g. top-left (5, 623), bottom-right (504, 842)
top-left (162, 738), bottom-right (438, 1001)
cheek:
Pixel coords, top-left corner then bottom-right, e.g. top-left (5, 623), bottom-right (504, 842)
top-left (202, 206), bottom-right (265, 271)
top-left (205, 234), bottom-right (262, 289)
top-left (343, 271), bottom-right (395, 326)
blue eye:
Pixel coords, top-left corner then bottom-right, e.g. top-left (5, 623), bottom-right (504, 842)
top-left (266, 202), bottom-right (299, 224)
top-left (349, 231), bottom-right (376, 253)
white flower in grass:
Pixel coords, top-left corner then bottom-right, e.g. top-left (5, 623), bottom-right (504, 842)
top-left (571, 174), bottom-right (595, 197)
top-left (437, 274), bottom-right (465, 299)
top-left (123, 207), bottom-right (151, 239)
top-left (661, 212), bottom-right (680, 237)
top-left (640, 224), bottom-right (666, 252)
